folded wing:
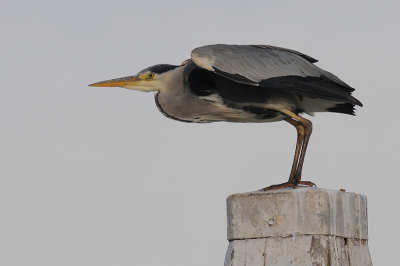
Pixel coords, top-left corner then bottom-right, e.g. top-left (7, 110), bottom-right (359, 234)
top-left (191, 44), bottom-right (362, 106)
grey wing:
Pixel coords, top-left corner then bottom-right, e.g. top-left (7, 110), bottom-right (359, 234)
top-left (191, 44), bottom-right (324, 83)
top-left (191, 44), bottom-right (362, 106)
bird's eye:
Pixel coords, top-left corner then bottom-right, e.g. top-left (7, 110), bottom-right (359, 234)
top-left (148, 73), bottom-right (154, 79)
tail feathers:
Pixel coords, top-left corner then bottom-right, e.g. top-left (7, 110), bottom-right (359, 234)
top-left (327, 103), bottom-right (356, 115)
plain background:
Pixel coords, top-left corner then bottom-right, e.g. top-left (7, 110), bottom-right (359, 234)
top-left (1, 0), bottom-right (399, 265)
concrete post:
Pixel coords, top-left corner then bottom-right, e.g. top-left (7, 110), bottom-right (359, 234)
top-left (224, 187), bottom-right (372, 266)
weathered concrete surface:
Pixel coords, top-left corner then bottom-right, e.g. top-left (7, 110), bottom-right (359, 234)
top-left (227, 187), bottom-right (368, 240)
top-left (225, 236), bottom-right (371, 266)
top-left (224, 187), bottom-right (372, 266)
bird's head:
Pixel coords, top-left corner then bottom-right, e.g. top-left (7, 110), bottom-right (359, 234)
top-left (89, 64), bottom-right (180, 92)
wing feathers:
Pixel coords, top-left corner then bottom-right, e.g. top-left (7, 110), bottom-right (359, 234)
top-left (250, 44), bottom-right (318, 63)
top-left (192, 44), bottom-right (323, 82)
top-left (190, 44), bottom-right (361, 106)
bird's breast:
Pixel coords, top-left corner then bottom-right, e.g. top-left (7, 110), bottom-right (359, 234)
top-left (154, 91), bottom-right (286, 123)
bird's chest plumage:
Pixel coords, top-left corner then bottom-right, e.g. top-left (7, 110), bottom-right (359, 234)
top-left (154, 91), bottom-right (219, 122)
top-left (154, 91), bottom-right (285, 123)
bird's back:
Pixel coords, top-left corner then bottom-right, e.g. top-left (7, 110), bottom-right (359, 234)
top-left (155, 45), bottom-right (362, 123)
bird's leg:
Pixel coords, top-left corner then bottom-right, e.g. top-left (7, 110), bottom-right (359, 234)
top-left (262, 109), bottom-right (315, 191)
top-left (291, 117), bottom-right (313, 185)
top-left (284, 117), bottom-right (304, 181)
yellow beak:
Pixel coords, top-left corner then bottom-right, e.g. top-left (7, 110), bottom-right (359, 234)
top-left (89, 75), bottom-right (140, 87)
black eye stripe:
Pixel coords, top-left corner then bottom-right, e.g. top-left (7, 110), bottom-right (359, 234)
top-left (138, 64), bottom-right (179, 75)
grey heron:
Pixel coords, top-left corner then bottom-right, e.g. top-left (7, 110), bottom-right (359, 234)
top-left (89, 44), bottom-right (362, 191)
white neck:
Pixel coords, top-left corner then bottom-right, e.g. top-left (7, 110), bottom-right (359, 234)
top-left (157, 66), bottom-right (185, 93)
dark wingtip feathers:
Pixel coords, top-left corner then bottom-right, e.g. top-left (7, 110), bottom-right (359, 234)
top-left (327, 103), bottom-right (358, 116)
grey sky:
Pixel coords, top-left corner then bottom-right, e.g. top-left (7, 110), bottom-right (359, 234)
top-left (1, 0), bottom-right (399, 265)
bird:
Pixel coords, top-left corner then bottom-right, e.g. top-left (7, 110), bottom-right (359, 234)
top-left (89, 44), bottom-right (362, 191)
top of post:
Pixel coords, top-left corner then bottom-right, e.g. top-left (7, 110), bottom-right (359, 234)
top-left (226, 187), bottom-right (368, 241)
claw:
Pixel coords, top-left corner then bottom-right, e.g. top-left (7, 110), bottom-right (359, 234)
top-left (261, 180), bottom-right (316, 191)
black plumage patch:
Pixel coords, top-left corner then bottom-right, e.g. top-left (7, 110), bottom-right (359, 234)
top-left (188, 68), bottom-right (276, 103)
top-left (214, 68), bottom-right (258, 85)
top-left (187, 67), bottom-right (216, 96)
top-left (203, 66), bottom-right (362, 107)
top-left (327, 103), bottom-right (356, 115)
top-left (140, 64), bottom-right (180, 75)
top-left (259, 75), bottom-right (362, 106)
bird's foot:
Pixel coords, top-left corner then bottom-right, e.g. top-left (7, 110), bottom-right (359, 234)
top-left (261, 180), bottom-right (316, 191)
